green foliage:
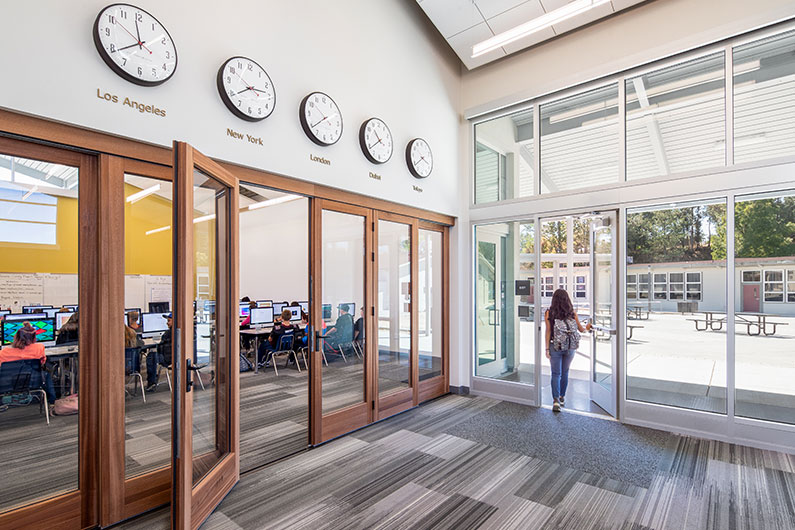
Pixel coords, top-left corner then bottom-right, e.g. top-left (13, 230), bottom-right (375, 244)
top-left (627, 205), bottom-right (724, 264)
top-left (734, 197), bottom-right (795, 258)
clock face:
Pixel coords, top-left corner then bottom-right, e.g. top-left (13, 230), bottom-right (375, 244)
top-left (299, 92), bottom-right (343, 146)
top-left (406, 138), bottom-right (433, 179)
top-left (93, 4), bottom-right (177, 86)
top-left (217, 57), bottom-right (275, 121)
top-left (359, 118), bottom-right (393, 164)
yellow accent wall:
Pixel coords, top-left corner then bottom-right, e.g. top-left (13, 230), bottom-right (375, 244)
top-left (124, 182), bottom-right (172, 275)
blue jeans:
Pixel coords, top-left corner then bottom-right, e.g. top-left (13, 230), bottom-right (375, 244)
top-left (549, 348), bottom-right (575, 401)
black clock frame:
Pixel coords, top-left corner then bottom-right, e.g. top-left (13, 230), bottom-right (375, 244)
top-left (93, 3), bottom-right (178, 87)
top-left (299, 92), bottom-right (343, 147)
top-left (358, 117), bottom-right (393, 164)
top-left (216, 56), bottom-right (276, 122)
top-left (405, 138), bottom-right (432, 179)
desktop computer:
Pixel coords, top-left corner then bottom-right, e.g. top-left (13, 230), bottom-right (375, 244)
top-left (0, 310), bottom-right (12, 319)
top-left (256, 299), bottom-right (272, 308)
top-left (250, 307), bottom-right (274, 327)
top-left (22, 305), bottom-right (53, 314)
top-left (287, 306), bottom-right (301, 322)
top-left (2, 318), bottom-right (56, 345)
top-left (142, 312), bottom-right (170, 337)
top-left (239, 302), bottom-right (251, 318)
top-left (322, 304), bottom-right (332, 320)
top-left (56, 311), bottom-right (76, 330)
top-left (272, 302), bottom-right (288, 315)
top-left (297, 301), bottom-right (309, 314)
top-left (5, 312), bottom-right (46, 322)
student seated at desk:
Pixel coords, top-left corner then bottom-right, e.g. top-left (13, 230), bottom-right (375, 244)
top-left (323, 304), bottom-right (354, 352)
top-left (0, 323), bottom-right (57, 404)
top-left (257, 309), bottom-right (294, 365)
top-left (297, 312), bottom-right (309, 347)
top-left (240, 301), bottom-right (258, 350)
top-left (145, 313), bottom-right (172, 392)
top-left (56, 312), bottom-right (79, 345)
top-left (353, 308), bottom-right (364, 345)
top-left (125, 325), bottom-right (144, 349)
top-left (127, 312), bottom-right (141, 332)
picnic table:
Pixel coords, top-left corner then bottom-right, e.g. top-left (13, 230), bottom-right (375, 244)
top-left (627, 306), bottom-right (649, 320)
top-left (687, 311), bottom-right (788, 336)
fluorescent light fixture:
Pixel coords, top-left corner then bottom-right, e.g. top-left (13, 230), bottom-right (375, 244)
top-left (126, 183), bottom-right (161, 204)
top-left (247, 194), bottom-right (302, 211)
top-left (193, 213), bottom-right (216, 224)
top-left (146, 225), bottom-right (171, 236)
top-left (472, 0), bottom-right (611, 58)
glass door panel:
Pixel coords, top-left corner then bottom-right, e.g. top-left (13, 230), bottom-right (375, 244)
top-left (172, 142), bottom-right (238, 530)
top-left (590, 211), bottom-right (617, 416)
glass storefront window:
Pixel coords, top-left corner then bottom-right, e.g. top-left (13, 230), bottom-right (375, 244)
top-left (474, 108), bottom-right (535, 203)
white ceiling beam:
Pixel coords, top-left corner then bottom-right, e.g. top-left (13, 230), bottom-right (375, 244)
top-left (632, 77), bottom-right (671, 176)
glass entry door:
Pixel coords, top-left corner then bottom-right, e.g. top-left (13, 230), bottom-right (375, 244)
top-left (172, 142), bottom-right (239, 530)
top-left (589, 211), bottom-right (618, 416)
top-left (311, 199), bottom-right (372, 442)
top-left (374, 212), bottom-right (416, 419)
top-left (475, 228), bottom-right (504, 374)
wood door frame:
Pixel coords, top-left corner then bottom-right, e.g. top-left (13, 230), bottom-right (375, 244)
top-left (172, 142), bottom-right (240, 530)
top-left (417, 221), bottom-right (450, 402)
top-left (311, 199), bottom-right (374, 443)
top-left (0, 137), bottom-right (99, 529)
top-left (373, 211), bottom-right (417, 420)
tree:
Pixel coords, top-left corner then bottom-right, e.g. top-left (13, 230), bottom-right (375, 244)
top-left (627, 205), bottom-right (721, 264)
top-left (734, 197), bottom-right (795, 258)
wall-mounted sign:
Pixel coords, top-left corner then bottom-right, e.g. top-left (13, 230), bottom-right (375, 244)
top-left (515, 280), bottom-right (531, 296)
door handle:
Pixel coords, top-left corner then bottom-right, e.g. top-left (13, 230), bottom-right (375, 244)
top-left (592, 325), bottom-right (616, 335)
top-left (186, 358), bottom-right (193, 393)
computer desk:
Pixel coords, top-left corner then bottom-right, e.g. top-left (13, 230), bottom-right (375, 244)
top-left (240, 327), bottom-right (272, 373)
top-left (46, 344), bottom-right (79, 395)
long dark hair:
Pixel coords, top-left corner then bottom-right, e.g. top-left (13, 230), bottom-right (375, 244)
top-left (12, 323), bottom-right (37, 349)
top-left (548, 289), bottom-right (575, 322)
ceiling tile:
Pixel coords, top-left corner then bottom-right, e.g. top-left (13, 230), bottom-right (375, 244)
top-left (474, 0), bottom-right (528, 19)
top-left (552, 1), bottom-right (614, 34)
top-left (502, 26), bottom-right (557, 54)
top-left (447, 22), bottom-right (507, 70)
top-left (487, 0), bottom-right (546, 33)
top-left (417, 0), bottom-right (486, 38)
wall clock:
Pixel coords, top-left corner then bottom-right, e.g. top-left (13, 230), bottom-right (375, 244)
top-left (406, 138), bottom-right (433, 178)
top-left (93, 4), bottom-right (177, 86)
top-left (299, 92), bottom-right (343, 146)
top-left (359, 118), bottom-right (393, 164)
top-left (217, 57), bottom-right (275, 121)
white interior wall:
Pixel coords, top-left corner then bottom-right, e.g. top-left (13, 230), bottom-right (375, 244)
top-left (239, 198), bottom-right (309, 304)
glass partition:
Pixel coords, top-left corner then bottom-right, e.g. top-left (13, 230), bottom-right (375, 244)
top-left (418, 229), bottom-right (443, 381)
top-left (626, 52), bottom-right (726, 180)
top-left (474, 108), bottom-right (535, 203)
top-left (626, 199), bottom-right (727, 414)
top-left (540, 83), bottom-right (619, 192)
top-left (123, 174), bottom-right (172, 479)
top-left (377, 220), bottom-right (411, 396)
top-left (734, 190), bottom-right (795, 425)
top-left (734, 30), bottom-right (795, 165)
top-left (474, 221), bottom-right (535, 384)
top-left (0, 153), bottom-right (79, 512)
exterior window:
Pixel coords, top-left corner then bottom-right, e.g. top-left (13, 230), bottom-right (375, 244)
top-left (626, 274), bottom-right (637, 299)
top-left (558, 275), bottom-right (567, 290)
top-left (669, 272), bottom-right (684, 300)
top-left (764, 270), bottom-right (784, 302)
top-left (638, 273), bottom-right (650, 299)
top-left (542, 276), bottom-right (554, 297)
top-left (686, 272), bottom-right (702, 301)
top-left (575, 275), bottom-right (587, 298)
top-left (540, 83), bottom-right (619, 192)
top-left (734, 30), bottom-right (795, 165)
top-left (626, 52), bottom-right (726, 180)
top-left (474, 109), bottom-right (535, 204)
top-left (653, 273), bottom-right (667, 300)
top-left (788, 270), bottom-right (795, 302)
top-left (742, 270), bottom-right (761, 283)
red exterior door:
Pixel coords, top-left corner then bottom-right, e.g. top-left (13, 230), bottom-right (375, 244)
top-left (743, 283), bottom-right (760, 312)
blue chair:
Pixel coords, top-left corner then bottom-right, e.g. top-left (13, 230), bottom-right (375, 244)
top-left (264, 331), bottom-right (295, 376)
top-left (124, 347), bottom-right (146, 403)
top-left (0, 359), bottom-right (50, 424)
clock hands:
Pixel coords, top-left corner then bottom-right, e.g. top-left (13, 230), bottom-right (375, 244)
top-left (115, 17), bottom-right (153, 54)
top-left (134, 18), bottom-right (142, 50)
top-left (113, 41), bottom-right (144, 53)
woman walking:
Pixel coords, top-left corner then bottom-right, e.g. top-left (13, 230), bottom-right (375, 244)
top-left (545, 289), bottom-right (591, 412)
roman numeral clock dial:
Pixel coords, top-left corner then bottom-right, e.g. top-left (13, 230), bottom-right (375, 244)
top-left (93, 3), bottom-right (177, 86)
top-left (299, 92), bottom-right (343, 146)
top-left (359, 118), bottom-right (393, 164)
top-left (217, 57), bottom-right (276, 121)
top-left (406, 138), bottom-right (433, 179)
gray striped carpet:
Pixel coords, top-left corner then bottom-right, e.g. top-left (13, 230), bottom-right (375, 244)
top-left (117, 394), bottom-right (795, 530)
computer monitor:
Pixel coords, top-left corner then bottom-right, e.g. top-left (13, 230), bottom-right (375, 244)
top-left (142, 312), bottom-right (170, 335)
top-left (272, 302), bottom-right (288, 315)
top-left (42, 308), bottom-right (60, 318)
top-left (203, 300), bottom-right (216, 312)
top-left (0, 310), bottom-right (10, 319)
top-left (56, 311), bottom-right (75, 330)
top-left (22, 305), bottom-right (53, 314)
top-left (322, 304), bottom-right (332, 320)
top-left (285, 306), bottom-right (300, 322)
top-left (5, 312), bottom-right (46, 322)
top-left (125, 308), bottom-right (142, 326)
top-left (250, 307), bottom-right (274, 326)
top-left (63, 304), bottom-right (78, 311)
top-left (297, 301), bottom-right (309, 314)
top-left (256, 299), bottom-right (272, 308)
top-left (2, 318), bottom-right (56, 345)
top-left (239, 302), bottom-right (251, 318)
top-left (149, 302), bottom-right (170, 313)
top-left (338, 303), bottom-right (355, 317)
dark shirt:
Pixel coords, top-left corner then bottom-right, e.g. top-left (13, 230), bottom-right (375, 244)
top-left (353, 317), bottom-right (364, 342)
top-left (56, 326), bottom-right (79, 345)
top-left (331, 313), bottom-right (354, 344)
top-left (158, 328), bottom-right (172, 365)
top-left (268, 321), bottom-right (294, 347)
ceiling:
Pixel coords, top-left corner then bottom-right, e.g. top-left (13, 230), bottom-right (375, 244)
top-left (417, 0), bottom-right (650, 70)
